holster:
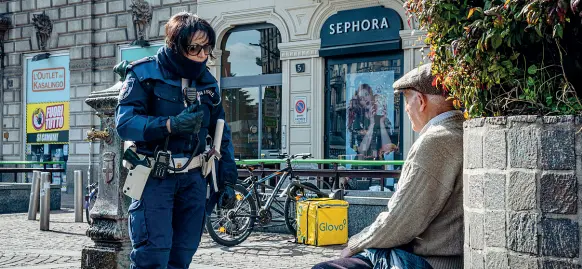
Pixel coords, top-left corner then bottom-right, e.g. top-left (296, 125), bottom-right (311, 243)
top-left (123, 165), bottom-right (151, 200)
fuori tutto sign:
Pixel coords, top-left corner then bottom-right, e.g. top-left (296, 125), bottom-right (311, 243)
top-left (26, 102), bottom-right (70, 144)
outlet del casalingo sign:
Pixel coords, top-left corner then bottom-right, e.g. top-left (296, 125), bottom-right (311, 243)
top-left (320, 6), bottom-right (403, 56)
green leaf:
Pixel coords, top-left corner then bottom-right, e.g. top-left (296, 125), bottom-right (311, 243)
top-left (442, 4), bottom-right (456, 11)
top-left (546, 96), bottom-right (553, 106)
top-left (491, 34), bottom-right (502, 49)
top-left (535, 24), bottom-right (543, 37)
top-left (527, 65), bottom-right (537, 75)
top-left (488, 64), bottom-right (500, 72)
top-left (553, 24), bottom-right (563, 39)
top-left (464, 54), bottom-right (474, 65)
top-left (510, 53), bottom-right (520, 60)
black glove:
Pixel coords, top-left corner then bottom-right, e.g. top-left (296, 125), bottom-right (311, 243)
top-left (169, 104), bottom-right (203, 135)
top-left (219, 186), bottom-right (237, 210)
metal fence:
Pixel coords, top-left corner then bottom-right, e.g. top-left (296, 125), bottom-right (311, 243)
top-left (236, 159), bottom-right (404, 191)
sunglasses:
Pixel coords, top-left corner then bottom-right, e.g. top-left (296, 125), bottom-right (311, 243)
top-left (186, 43), bottom-right (212, 56)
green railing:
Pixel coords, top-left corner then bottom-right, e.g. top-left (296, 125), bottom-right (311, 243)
top-left (236, 159), bottom-right (405, 192)
top-left (0, 161), bottom-right (67, 183)
top-left (0, 161), bottom-right (66, 165)
top-left (236, 159), bottom-right (405, 166)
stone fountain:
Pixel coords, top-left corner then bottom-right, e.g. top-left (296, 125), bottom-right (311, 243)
top-left (81, 62), bottom-right (131, 269)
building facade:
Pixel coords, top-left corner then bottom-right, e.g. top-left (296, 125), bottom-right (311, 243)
top-left (0, 0), bottom-right (427, 201)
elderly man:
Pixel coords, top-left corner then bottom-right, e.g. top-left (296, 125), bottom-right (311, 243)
top-left (313, 63), bottom-right (464, 269)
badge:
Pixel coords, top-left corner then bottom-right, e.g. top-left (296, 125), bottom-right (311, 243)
top-left (120, 78), bottom-right (135, 100)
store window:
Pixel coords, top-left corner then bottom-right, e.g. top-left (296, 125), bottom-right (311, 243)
top-left (221, 24), bottom-right (282, 159)
top-left (325, 54), bottom-right (404, 189)
top-left (222, 24), bottom-right (281, 77)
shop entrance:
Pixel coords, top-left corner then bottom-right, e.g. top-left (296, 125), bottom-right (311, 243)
top-left (220, 23), bottom-right (283, 160)
top-left (221, 77), bottom-right (282, 160)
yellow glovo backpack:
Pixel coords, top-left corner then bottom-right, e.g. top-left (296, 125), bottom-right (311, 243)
top-left (296, 198), bottom-right (349, 246)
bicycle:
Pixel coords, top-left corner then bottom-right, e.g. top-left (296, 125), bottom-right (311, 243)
top-left (85, 182), bottom-right (98, 225)
top-left (205, 153), bottom-right (344, 246)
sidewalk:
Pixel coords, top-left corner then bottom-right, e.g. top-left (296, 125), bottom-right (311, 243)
top-left (0, 209), bottom-right (342, 269)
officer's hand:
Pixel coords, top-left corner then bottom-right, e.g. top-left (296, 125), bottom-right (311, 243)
top-left (169, 105), bottom-right (203, 135)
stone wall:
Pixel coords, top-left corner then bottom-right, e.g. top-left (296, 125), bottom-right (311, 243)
top-left (0, 183), bottom-right (60, 213)
top-left (464, 116), bottom-right (581, 268)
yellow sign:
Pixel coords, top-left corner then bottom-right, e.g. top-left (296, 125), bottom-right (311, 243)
top-left (26, 102), bottom-right (70, 144)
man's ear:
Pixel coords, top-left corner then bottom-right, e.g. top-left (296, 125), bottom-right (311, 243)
top-left (417, 92), bottom-right (427, 112)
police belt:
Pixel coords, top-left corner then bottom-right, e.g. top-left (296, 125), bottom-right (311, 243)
top-left (145, 154), bottom-right (205, 174)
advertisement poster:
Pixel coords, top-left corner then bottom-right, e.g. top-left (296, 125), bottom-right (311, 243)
top-left (26, 55), bottom-right (70, 103)
top-left (344, 71), bottom-right (396, 169)
top-left (26, 102), bottom-right (70, 144)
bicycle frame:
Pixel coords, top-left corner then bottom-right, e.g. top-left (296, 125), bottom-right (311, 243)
top-left (244, 166), bottom-right (292, 212)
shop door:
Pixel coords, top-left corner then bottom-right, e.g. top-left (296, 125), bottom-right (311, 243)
top-left (324, 54), bottom-right (404, 163)
top-left (221, 85), bottom-right (282, 159)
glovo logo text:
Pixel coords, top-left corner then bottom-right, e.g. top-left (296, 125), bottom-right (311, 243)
top-left (319, 219), bottom-right (347, 232)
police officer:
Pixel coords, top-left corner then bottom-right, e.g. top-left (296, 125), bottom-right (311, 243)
top-left (115, 12), bottom-right (237, 269)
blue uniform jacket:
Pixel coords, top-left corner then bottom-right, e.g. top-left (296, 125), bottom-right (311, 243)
top-left (114, 56), bottom-right (237, 189)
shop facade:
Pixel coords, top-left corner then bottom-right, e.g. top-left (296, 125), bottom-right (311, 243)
top-left (0, 0), bottom-right (427, 200)
top-left (202, 0), bottom-right (427, 189)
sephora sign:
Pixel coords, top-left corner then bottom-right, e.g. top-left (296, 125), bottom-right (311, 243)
top-left (320, 6), bottom-right (402, 50)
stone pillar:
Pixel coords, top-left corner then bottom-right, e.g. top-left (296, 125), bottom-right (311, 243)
top-left (81, 81), bottom-right (130, 269)
top-left (464, 116), bottom-right (580, 268)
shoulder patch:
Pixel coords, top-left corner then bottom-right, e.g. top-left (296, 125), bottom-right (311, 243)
top-left (129, 56), bottom-right (155, 68)
top-left (119, 77), bottom-right (136, 100)
top-left (197, 87), bottom-right (221, 106)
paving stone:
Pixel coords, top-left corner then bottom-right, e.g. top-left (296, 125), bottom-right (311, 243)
top-left (540, 173), bottom-right (577, 214)
top-left (467, 174), bottom-right (483, 209)
top-left (508, 126), bottom-right (538, 169)
top-left (484, 173), bottom-right (505, 210)
top-left (483, 129), bottom-right (507, 169)
top-left (465, 129), bottom-right (483, 168)
top-left (508, 171), bottom-right (536, 211)
top-left (509, 254), bottom-right (538, 269)
top-left (485, 251), bottom-right (509, 269)
top-left (541, 129), bottom-right (575, 170)
top-left (541, 260), bottom-right (581, 269)
top-left (0, 210), bottom-right (341, 269)
top-left (484, 211), bottom-right (505, 248)
top-left (508, 212), bottom-right (538, 255)
top-left (540, 218), bottom-right (579, 258)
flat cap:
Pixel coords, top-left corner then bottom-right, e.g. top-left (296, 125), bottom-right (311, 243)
top-left (393, 63), bottom-right (442, 95)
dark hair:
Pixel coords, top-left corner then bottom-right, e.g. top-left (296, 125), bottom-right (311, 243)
top-left (357, 84), bottom-right (373, 95)
top-left (165, 12), bottom-right (216, 58)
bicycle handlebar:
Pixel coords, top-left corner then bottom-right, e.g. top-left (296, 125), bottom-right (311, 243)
top-left (271, 153), bottom-right (312, 160)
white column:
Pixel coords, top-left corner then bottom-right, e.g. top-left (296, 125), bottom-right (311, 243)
top-left (278, 39), bottom-right (322, 157)
top-left (400, 30), bottom-right (428, 157)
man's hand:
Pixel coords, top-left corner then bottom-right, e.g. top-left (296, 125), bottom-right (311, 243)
top-left (340, 247), bottom-right (353, 258)
top-left (169, 104), bottom-right (203, 135)
top-left (380, 143), bottom-right (399, 154)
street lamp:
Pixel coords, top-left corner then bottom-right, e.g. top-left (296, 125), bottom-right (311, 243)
top-left (0, 16), bottom-right (11, 162)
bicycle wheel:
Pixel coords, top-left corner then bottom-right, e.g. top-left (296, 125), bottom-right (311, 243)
top-left (86, 190), bottom-right (97, 225)
top-left (283, 182), bottom-right (326, 235)
top-left (205, 184), bottom-right (257, 247)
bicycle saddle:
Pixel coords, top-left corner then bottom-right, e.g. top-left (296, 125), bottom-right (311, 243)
top-left (241, 164), bottom-right (262, 171)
